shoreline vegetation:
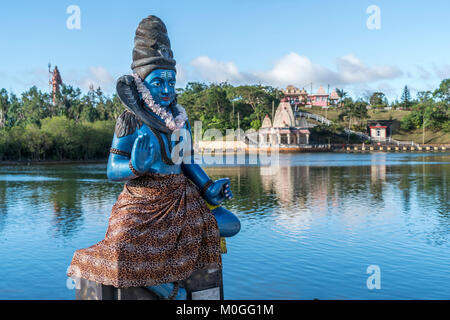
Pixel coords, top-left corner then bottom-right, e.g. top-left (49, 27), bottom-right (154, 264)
top-left (1, 145), bottom-right (448, 166)
top-left (0, 79), bottom-right (448, 162)
top-left (0, 159), bottom-right (107, 166)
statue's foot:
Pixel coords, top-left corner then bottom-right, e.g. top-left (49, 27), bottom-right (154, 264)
top-left (147, 282), bottom-right (186, 300)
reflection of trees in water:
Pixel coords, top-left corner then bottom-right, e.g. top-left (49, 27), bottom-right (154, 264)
top-left (0, 181), bottom-right (7, 234)
top-left (397, 165), bottom-right (413, 214)
top-left (41, 164), bottom-right (120, 238)
top-left (0, 164), bottom-right (146, 239)
top-left (408, 163), bottom-right (450, 246)
top-left (207, 165), bottom-right (378, 214)
top-left (207, 160), bottom-right (449, 245)
top-left (48, 179), bottom-right (84, 238)
top-left (415, 164), bottom-right (449, 211)
top-left (47, 177), bottom-right (121, 238)
top-left (206, 167), bottom-right (277, 219)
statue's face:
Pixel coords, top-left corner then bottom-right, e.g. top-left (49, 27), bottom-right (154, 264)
top-left (143, 69), bottom-right (176, 108)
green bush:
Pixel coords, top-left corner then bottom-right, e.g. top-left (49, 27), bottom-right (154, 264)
top-left (0, 116), bottom-right (115, 161)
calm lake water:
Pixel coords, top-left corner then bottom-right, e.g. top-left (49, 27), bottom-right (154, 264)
top-left (0, 152), bottom-right (449, 300)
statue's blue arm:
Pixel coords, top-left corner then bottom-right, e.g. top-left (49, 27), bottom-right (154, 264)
top-left (180, 122), bottom-right (232, 205)
top-left (107, 132), bottom-right (138, 181)
top-left (180, 122), bottom-right (240, 237)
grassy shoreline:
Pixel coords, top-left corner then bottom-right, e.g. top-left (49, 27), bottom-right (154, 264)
top-left (0, 159), bottom-right (107, 166)
top-left (2, 146), bottom-right (449, 166)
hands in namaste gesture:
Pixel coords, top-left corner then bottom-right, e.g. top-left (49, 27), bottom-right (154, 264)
top-left (131, 134), bottom-right (155, 174)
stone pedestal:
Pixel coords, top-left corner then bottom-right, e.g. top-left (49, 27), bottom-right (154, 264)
top-left (182, 268), bottom-right (223, 300)
top-left (75, 268), bottom-right (223, 300)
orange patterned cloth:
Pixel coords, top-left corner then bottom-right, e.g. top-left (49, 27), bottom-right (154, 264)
top-left (67, 173), bottom-right (222, 288)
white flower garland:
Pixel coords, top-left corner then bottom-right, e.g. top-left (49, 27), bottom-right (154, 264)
top-left (131, 72), bottom-right (188, 131)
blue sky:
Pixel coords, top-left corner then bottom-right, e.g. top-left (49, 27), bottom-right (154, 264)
top-left (0, 0), bottom-right (449, 102)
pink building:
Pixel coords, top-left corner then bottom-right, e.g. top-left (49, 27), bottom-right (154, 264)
top-left (282, 85), bottom-right (341, 108)
top-left (308, 86), bottom-right (328, 107)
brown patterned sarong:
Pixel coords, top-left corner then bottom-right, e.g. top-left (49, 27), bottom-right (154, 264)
top-left (67, 173), bottom-right (222, 288)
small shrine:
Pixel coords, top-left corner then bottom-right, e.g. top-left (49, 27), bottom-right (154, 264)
top-left (367, 120), bottom-right (394, 142)
top-left (258, 102), bottom-right (310, 146)
top-left (328, 89), bottom-right (340, 106)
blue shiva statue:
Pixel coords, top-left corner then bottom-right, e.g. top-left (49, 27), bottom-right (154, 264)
top-left (105, 16), bottom-right (240, 299)
top-left (67, 15), bottom-right (240, 300)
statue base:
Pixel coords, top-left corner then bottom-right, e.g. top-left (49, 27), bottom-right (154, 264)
top-left (74, 268), bottom-right (223, 300)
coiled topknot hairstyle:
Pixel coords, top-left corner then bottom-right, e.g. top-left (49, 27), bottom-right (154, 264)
top-left (131, 15), bottom-right (177, 80)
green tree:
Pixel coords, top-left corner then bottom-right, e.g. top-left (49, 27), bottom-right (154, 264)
top-left (18, 86), bottom-right (52, 126)
top-left (339, 99), bottom-right (368, 130)
top-left (0, 89), bottom-right (9, 129)
top-left (369, 92), bottom-right (388, 108)
top-left (23, 124), bottom-right (52, 160)
top-left (433, 78), bottom-right (450, 105)
top-left (335, 88), bottom-right (348, 107)
top-left (400, 85), bottom-right (412, 109)
top-left (41, 116), bottom-right (78, 159)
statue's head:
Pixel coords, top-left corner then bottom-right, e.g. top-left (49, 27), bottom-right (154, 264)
top-left (131, 16), bottom-right (177, 108)
top-left (143, 68), bottom-right (176, 107)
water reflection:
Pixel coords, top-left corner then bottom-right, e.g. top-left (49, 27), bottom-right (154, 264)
top-left (0, 181), bottom-right (7, 234)
top-left (0, 165), bottom-right (123, 240)
top-left (0, 154), bottom-right (449, 299)
top-left (47, 179), bottom-right (84, 238)
top-left (0, 157), bottom-right (447, 245)
top-left (206, 153), bottom-right (450, 246)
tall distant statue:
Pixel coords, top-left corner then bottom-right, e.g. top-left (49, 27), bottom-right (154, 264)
top-left (67, 15), bottom-right (240, 300)
top-left (49, 65), bottom-right (62, 106)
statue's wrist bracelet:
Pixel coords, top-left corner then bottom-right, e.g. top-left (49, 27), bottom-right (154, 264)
top-left (200, 179), bottom-right (214, 196)
top-left (110, 148), bottom-right (131, 158)
top-left (129, 160), bottom-right (141, 176)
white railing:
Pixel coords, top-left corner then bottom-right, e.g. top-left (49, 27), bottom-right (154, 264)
top-left (388, 137), bottom-right (419, 147)
top-left (343, 128), bottom-right (371, 141)
top-left (295, 111), bottom-right (332, 126)
top-left (369, 137), bottom-right (419, 147)
top-left (296, 111), bottom-right (374, 142)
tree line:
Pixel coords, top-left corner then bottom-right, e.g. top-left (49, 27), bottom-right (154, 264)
top-left (397, 80), bottom-right (450, 132)
top-left (0, 82), bottom-right (282, 161)
top-left (0, 79), bottom-right (448, 161)
top-left (333, 79), bottom-right (450, 133)
top-left (177, 82), bottom-right (282, 132)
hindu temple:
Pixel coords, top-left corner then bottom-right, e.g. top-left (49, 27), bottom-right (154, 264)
top-left (257, 101), bottom-right (310, 147)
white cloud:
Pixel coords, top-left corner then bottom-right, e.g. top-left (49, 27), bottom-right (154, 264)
top-left (174, 63), bottom-right (187, 88)
top-left (80, 66), bottom-right (115, 91)
top-left (190, 56), bottom-right (247, 83)
top-left (336, 54), bottom-right (402, 84)
top-left (188, 52), bottom-right (403, 88)
top-left (416, 65), bottom-right (432, 80)
top-left (6, 68), bottom-right (50, 90)
top-left (433, 64), bottom-right (450, 79)
top-left (256, 53), bottom-right (336, 87)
